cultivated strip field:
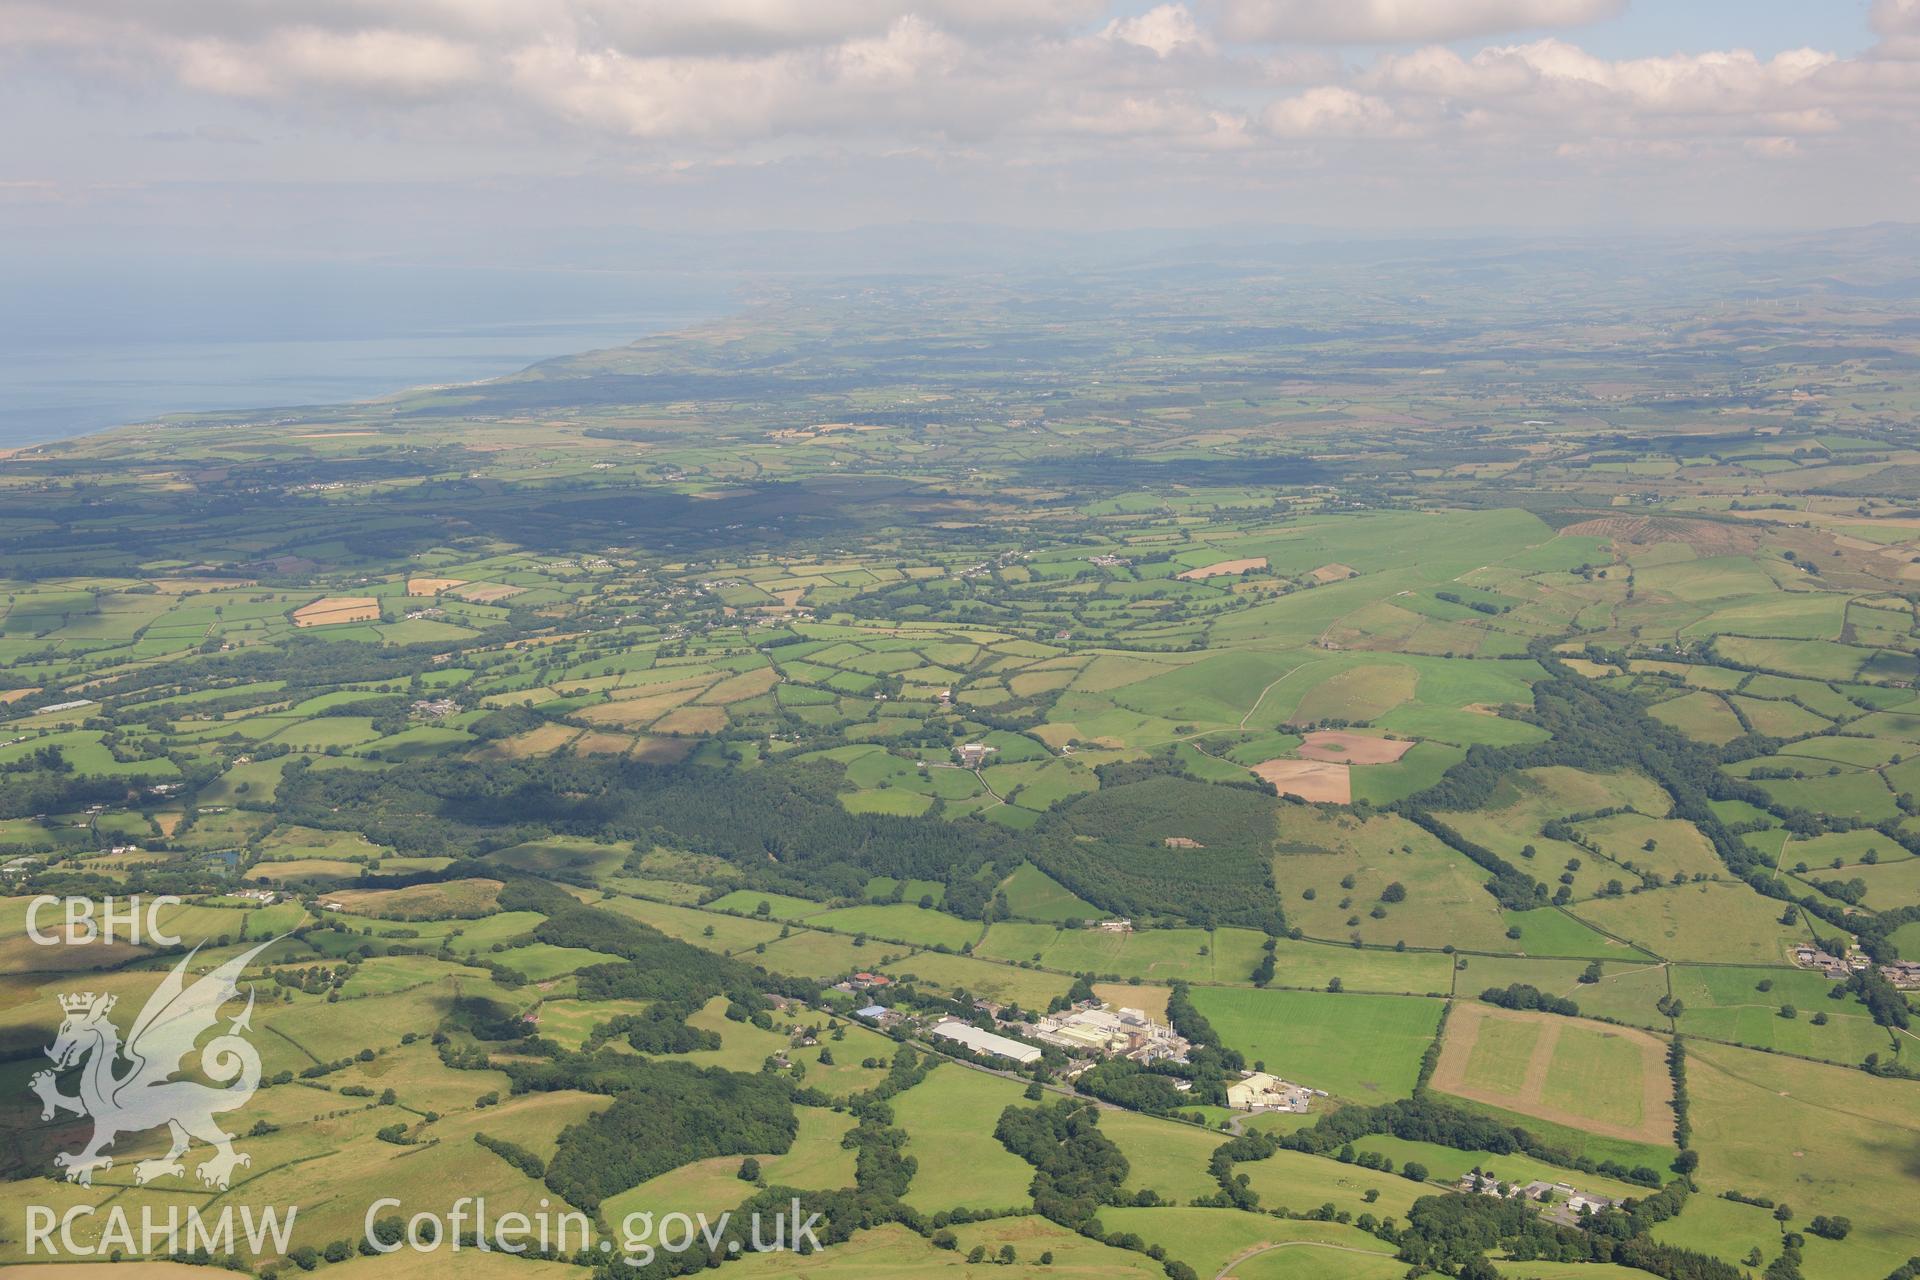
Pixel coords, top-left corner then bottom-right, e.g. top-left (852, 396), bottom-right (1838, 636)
top-left (1178, 557), bottom-right (1269, 580)
top-left (290, 596), bottom-right (379, 626)
top-left (1431, 1002), bottom-right (1674, 1145)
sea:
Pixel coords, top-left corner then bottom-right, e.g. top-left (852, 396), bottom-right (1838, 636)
top-left (0, 255), bottom-right (731, 448)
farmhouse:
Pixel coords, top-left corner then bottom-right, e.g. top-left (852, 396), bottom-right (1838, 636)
top-left (955, 742), bottom-right (996, 768)
top-left (1793, 942), bottom-right (1914, 985)
top-left (1881, 960), bottom-right (1920, 988)
top-left (833, 972), bottom-right (892, 994)
top-left (1793, 944), bottom-right (1851, 978)
top-left (1455, 1173), bottom-right (1621, 1221)
top-left (929, 1020), bottom-right (1042, 1066)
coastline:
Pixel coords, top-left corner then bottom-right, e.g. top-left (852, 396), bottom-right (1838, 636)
top-left (0, 269), bottom-right (736, 452)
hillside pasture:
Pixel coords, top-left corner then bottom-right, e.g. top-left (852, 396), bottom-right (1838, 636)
top-left (1567, 882), bottom-right (1812, 964)
top-left (892, 1065), bottom-right (1036, 1214)
top-left (1685, 1040), bottom-right (1920, 1279)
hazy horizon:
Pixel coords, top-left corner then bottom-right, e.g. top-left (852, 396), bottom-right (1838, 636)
top-left (8, 0), bottom-right (1920, 444)
top-left (7, 214), bottom-right (1919, 448)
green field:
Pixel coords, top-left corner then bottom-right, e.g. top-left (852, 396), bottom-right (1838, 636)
top-left (1096, 1109), bottom-right (1226, 1205)
top-left (1237, 1146), bottom-right (1428, 1220)
top-left (998, 862), bottom-right (1104, 922)
top-left (891, 1065), bottom-right (1038, 1213)
top-left (1568, 882), bottom-right (1813, 964)
top-left (1188, 988), bottom-right (1444, 1101)
top-left (1686, 1041), bottom-right (1920, 1279)
top-left (806, 902), bottom-right (983, 950)
top-left (1039, 926), bottom-right (1224, 983)
top-left (1099, 1208), bottom-right (1400, 1280)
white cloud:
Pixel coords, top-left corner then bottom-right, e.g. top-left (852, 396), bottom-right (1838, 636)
top-left (176, 27), bottom-right (484, 97)
top-left (1263, 85), bottom-right (1400, 136)
top-left (1105, 4), bottom-right (1210, 57)
top-left (506, 16), bottom-right (972, 142)
top-left (1870, 0), bottom-right (1920, 59)
top-left (1364, 39), bottom-right (1844, 141)
top-left (1872, 0), bottom-right (1920, 37)
top-left (2, 0), bottom-right (1918, 229)
top-left (1553, 137), bottom-right (1689, 160)
top-left (1214, 0), bottom-right (1622, 45)
top-left (1041, 93), bottom-right (1251, 148)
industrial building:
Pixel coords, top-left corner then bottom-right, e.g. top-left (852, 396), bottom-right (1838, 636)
top-left (928, 1019), bottom-right (1042, 1065)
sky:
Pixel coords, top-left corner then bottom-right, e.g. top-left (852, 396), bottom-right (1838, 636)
top-left (3, 0), bottom-right (1918, 264)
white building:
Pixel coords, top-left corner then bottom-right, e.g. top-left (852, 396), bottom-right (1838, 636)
top-left (956, 742), bottom-right (996, 768)
top-left (1227, 1071), bottom-right (1313, 1112)
top-left (1032, 1004), bottom-right (1190, 1065)
top-left (36, 699), bottom-right (95, 714)
top-left (929, 1019), bottom-right (1041, 1066)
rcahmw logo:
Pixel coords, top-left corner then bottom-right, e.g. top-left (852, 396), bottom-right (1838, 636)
top-left (27, 893), bottom-right (183, 946)
top-left (31, 938), bottom-right (278, 1190)
top-left (27, 1203), bottom-right (296, 1260)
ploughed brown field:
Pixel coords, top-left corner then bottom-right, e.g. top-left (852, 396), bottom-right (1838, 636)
top-left (1296, 731), bottom-right (1414, 764)
top-left (290, 596), bottom-right (379, 627)
top-left (1177, 557), bottom-right (1268, 581)
top-left (452, 582), bottom-right (525, 602)
top-left (1249, 758), bottom-right (1351, 802)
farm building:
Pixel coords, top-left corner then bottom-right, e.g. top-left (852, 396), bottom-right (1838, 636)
top-left (834, 972), bottom-right (892, 994)
top-left (1455, 1174), bottom-right (1620, 1222)
top-left (36, 699), bottom-right (94, 714)
top-left (853, 1004), bottom-right (906, 1027)
top-left (1226, 1071), bottom-right (1315, 1112)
